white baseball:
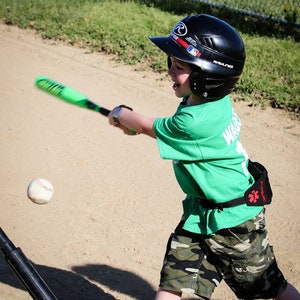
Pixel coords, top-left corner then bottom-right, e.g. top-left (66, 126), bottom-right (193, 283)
top-left (27, 178), bottom-right (54, 204)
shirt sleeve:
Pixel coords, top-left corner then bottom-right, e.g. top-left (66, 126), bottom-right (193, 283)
top-left (154, 112), bottom-right (205, 161)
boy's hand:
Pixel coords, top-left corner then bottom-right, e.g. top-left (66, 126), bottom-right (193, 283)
top-left (119, 124), bottom-right (139, 135)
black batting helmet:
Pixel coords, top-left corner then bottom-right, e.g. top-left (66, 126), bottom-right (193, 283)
top-left (150, 14), bottom-right (246, 100)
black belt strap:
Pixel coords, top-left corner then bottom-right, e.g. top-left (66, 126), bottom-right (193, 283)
top-left (196, 197), bottom-right (245, 210)
top-left (196, 160), bottom-right (273, 210)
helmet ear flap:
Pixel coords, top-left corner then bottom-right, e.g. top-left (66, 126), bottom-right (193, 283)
top-left (189, 71), bottom-right (207, 97)
top-left (167, 56), bottom-right (171, 69)
top-left (190, 71), bottom-right (233, 100)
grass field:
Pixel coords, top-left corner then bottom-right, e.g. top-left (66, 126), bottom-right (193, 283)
top-left (0, 0), bottom-right (299, 115)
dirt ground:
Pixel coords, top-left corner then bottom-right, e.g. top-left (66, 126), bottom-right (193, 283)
top-left (0, 24), bottom-right (299, 300)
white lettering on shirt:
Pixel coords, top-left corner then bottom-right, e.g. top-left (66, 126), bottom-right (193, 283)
top-left (222, 109), bottom-right (241, 145)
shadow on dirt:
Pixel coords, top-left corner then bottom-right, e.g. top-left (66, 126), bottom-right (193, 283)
top-left (0, 257), bottom-right (156, 299)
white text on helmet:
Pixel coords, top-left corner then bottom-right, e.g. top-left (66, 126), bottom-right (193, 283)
top-left (185, 37), bottom-right (197, 47)
top-left (213, 60), bottom-right (234, 69)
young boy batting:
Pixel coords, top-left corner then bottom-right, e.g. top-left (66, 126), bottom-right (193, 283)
top-left (108, 14), bottom-right (300, 300)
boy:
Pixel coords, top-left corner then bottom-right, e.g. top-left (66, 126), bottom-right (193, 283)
top-left (108, 14), bottom-right (299, 300)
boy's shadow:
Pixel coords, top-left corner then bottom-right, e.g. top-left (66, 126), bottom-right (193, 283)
top-left (0, 257), bottom-right (156, 299)
top-left (73, 264), bottom-right (156, 299)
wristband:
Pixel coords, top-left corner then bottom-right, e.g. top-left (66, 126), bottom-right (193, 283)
top-left (113, 105), bottom-right (132, 124)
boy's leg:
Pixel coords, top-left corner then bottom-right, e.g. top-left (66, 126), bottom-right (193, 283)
top-left (158, 223), bottom-right (222, 300)
top-left (204, 209), bottom-right (288, 299)
top-left (275, 283), bottom-right (300, 300)
top-left (155, 288), bottom-right (182, 300)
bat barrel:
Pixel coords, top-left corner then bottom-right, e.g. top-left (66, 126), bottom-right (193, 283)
top-left (35, 76), bottom-right (111, 117)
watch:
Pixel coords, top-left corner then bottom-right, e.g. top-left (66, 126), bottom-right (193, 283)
top-left (113, 105), bottom-right (133, 124)
top-left (113, 106), bottom-right (123, 124)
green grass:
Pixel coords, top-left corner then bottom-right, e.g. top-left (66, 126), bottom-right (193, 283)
top-left (0, 0), bottom-right (299, 116)
top-left (240, 35), bottom-right (300, 110)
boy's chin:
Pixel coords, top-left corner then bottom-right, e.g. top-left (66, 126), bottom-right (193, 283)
top-left (174, 90), bottom-right (189, 98)
top-left (174, 91), bottom-right (183, 98)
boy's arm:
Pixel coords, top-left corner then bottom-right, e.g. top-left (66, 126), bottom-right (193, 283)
top-left (108, 106), bottom-right (156, 138)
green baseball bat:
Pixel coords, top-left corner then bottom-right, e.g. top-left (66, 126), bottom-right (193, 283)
top-left (35, 76), bottom-right (137, 134)
top-left (35, 75), bottom-right (110, 116)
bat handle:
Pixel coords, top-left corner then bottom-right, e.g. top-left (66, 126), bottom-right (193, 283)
top-left (99, 107), bottom-right (110, 116)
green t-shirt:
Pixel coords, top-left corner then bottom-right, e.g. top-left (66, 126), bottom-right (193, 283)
top-left (153, 96), bottom-right (262, 235)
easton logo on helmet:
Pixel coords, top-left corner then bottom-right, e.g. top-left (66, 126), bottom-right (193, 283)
top-left (173, 22), bottom-right (188, 36)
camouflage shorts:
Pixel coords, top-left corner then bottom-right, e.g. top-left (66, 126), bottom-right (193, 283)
top-left (159, 210), bottom-right (287, 299)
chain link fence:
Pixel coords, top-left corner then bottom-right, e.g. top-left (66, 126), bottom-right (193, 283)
top-left (190, 0), bottom-right (299, 25)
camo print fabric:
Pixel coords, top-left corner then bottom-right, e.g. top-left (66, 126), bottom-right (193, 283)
top-left (159, 231), bottom-right (221, 299)
top-left (159, 210), bottom-right (287, 299)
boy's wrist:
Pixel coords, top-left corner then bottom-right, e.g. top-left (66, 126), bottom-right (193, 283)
top-left (113, 104), bottom-right (133, 124)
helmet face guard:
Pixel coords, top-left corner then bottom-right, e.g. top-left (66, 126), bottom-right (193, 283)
top-left (150, 14), bottom-right (246, 100)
